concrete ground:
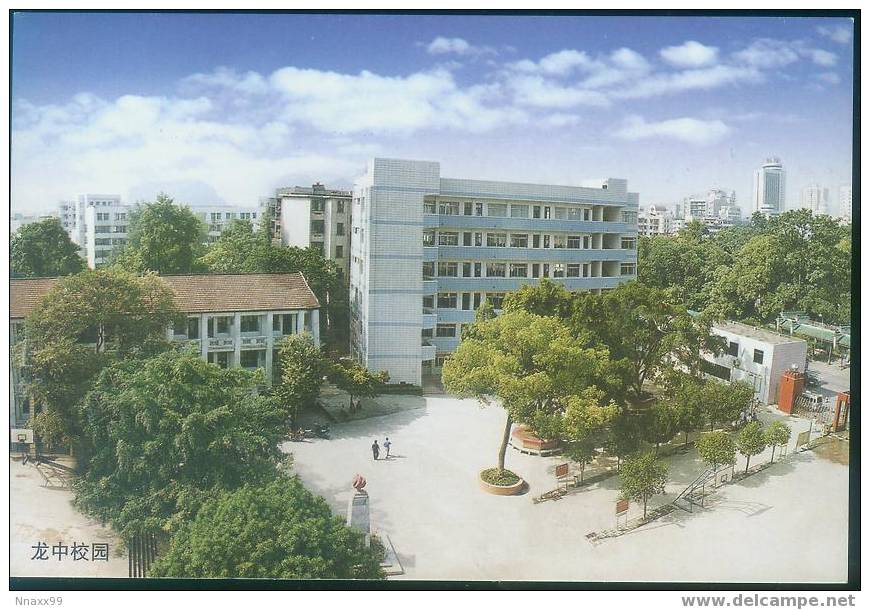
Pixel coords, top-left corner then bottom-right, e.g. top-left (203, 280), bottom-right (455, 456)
top-left (285, 396), bottom-right (850, 583)
top-left (10, 459), bottom-right (128, 577)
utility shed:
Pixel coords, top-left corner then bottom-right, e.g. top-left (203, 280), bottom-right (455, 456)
top-left (702, 321), bottom-right (808, 405)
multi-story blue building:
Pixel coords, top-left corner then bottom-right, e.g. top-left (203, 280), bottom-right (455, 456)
top-left (349, 158), bottom-right (639, 386)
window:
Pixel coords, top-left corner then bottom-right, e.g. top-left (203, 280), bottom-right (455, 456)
top-left (486, 262), bottom-right (507, 277)
top-left (584, 209), bottom-right (591, 221)
top-left (281, 314), bottom-right (298, 335)
top-left (621, 237), bottom-right (636, 250)
top-left (487, 293), bottom-right (506, 309)
top-left (553, 235), bottom-right (565, 248)
top-left (552, 263), bottom-right (565, 278)
top-left (437, 293), bottom-right (457, 309)
top-left (116, 212), bottom-right (127, 221)
top-left (336, 223), bottom-right (345, 236)
top-left (487, 203), bottom-right (508, 217)
top-left (273, 315), bottom-right (281, 332)
top-left (439, 201), bottom-right (460, 215)
top-left (510, 204), bottom-right (529, 218)
top-left (211, 213), bottom-right (222, 222)
top-left (462, 293), bottom-right (472, 310)
top-left (622, 211), bottom-right (637, 223)
top-left (543, 206), bottom-right (551, 219)
top-left (474, 232), bottom-right (483, 247)
top-left (337, 201), bottom-right (345, 213)
top-left (439, 232), bottom-right (459, 246)
top-left (727, 341), bottom-right (739, 357)
top-left (567, 235), bottom-right (582, 249)
top-left (566, 207), bottom-right (582, 221)
top-left (173, 319), bottom-right (187, 336)
top-left (620, 263), bottom-right (637, 276)
top-left (554, 207), bottom-right (566, 220)
top-left (510, 234), bottom-right (528, 248)
top-left (311, 220), bottom-right (325, 234)
top-left (532, 234), bottom-right (541, 248)
top-left (473, 293), bottom-right (482, 309)
top-left (311, 200), bottom-right (324, 212)
top-left (753, 349), bottom-right (764, 364)
top-left (423, 230), bottom-right (435, 247)
top-left (584, 236), bottom-right (591, 249)
top-left (509, 263), bottom-right (528, 278)
top-left (240, 350), bottom-right (261, 368)
top-left (113, 225), bottom-right (127, 233)
top-left (423, 261), bottom-right (436, 279)
top-left (422, 328), bottom-right (433, 339)
top-left (475, 203), bottom-right (484, 216)
top-left (532, 263), bottom-right (540, 278)
top-left (209, 351), bottom-right (230, 369)
top-left (95, 225), bottom-right (111, 234)
top-left (462, 262), bottom-right (472, 277)
top-left (487, 233), bottom-right (507, 247)
top-left (208, 316), bottom-right (232, 337)
top-left (533, 206), bottom-right (541, 219)
top-left (436, 324), bottom-right (457, 337)
top-left (474, 262), bottom-right (482, 277)
top-left (567, 264), bottom-right (581, 277)
top-left (701, 358), bottom-right (731, 381)
top-left (335, 245), bottom-right (344, 258)
top-left (464, 202), bottom-right (474, 216)
top-left (241, 315), bottom-right (260, 333)
top-left (542, 264), bottom-right (550, 277)
top-left (424, 200), bottom-right (437, 214)
top-left (438, 262), bottom-right (458, 277)
top-left (463, 232), bottom-right (473, 246)
top-left (423, 295), bottom-right (435, 310)
top-left (543, 235), bottom-right (551, 248)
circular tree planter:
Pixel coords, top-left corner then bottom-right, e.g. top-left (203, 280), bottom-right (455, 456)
top-left (510, 424), bottom-right (561, 455)
top-left (478, 468), bottom-right (525, 496)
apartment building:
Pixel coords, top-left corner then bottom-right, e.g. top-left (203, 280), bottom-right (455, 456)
top-left (265, 183), bottom-right (352, 282)
top-left (349, 158), bottom-right (639, 386)
top-left (637, 204), bottom-right (673, 237)
top-left (84, 198), bottom-right (130, 268)
top-left (753, 157), bottom-right (786, 216)
top-left (190, 205), bottom-right (262, 244)
top-left (10, 273), bottom-right (320, 428)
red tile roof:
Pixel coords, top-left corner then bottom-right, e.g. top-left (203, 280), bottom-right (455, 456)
top-left (10, 273), bottom-right (320, 319)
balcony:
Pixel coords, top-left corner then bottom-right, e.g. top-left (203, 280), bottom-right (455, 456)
top-left (422, 280), bottom-right (437, 294)
top-left (423, 215), bottom-right (632, 234)
top-left (422, 310), bottom-right (437, 329)
top-left (240, 336), bottom-right (268, 348)
top-left (208, 337), bottom-right (235, 350)
top-left (421, 342), bottom-right (436, 362)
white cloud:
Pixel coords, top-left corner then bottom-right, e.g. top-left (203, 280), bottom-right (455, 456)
top-left (425, 36), bottom-right (495, 57)
top-left (540, 113), bottom-right (582, 128)
top-left (507, 75), bottom-right (610, 108)
top-left (733, 38), bottom-right (800, 68)
top-left (182, 66), bottom-right (270, 95)
top-left (816, 71), bottom-right (841, 85)
top-left (802, 48), bottom-right (838, 67)
top-left (616, 64), bottom-right (763, 99)
top-left (817, 24), bottom-right (852, 44)
top-left (508, 49), bottom-right (595, 76)
top-left (659, 41), bottom-right (719, 68)
top-left (616, 115), bottom-right (731, 145)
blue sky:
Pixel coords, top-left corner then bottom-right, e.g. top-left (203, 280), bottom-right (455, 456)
top-left (11, 13), bottom-right (855, 215)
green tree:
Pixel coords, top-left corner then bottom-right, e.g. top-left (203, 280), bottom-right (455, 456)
top-left (197, 218), bottom-right (265, 273)
top-left (503, 278), bottom-right (574, 318)
top-left (329, 359), bottom-right (389, 411)
top-left (664, 373), bottom-right (705, 448)
top-left (736, 421), bottom-right (767, 474)
top-left (763, 421), bottom-right (792, 463)
top-left (149, 476), bottom-right (385, 579)
top-left (604, 410), bottom-right (645, 470)
top-left (74, 349), bottom-right (287, 539)
top-left (560, 387), bottom-right (617, 483)
top-left (702, 380), bottom-right (755, 431)
top-left (643, 400), bottom-right (680, 455)
top-left (116, 194), bottom-right (206, 274)
top-left (11, 217), bottom-right (84, 278)
top-left (696, 431), bottom-right (736, 473)
top-left (571, 282), bottom-right (715, 398)
top-left (23, 269), bottom-right (177, 447)
top-left (619, 452), bottom-right (668, 520)
top-left (274, 334), bottom-right (330, 425)
top-left (442, 310), bottom-right (610, 475)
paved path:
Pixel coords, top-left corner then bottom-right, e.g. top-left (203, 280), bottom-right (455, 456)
top-left (10, 459), bottom-right (128, 578)
top-left (285, 397), bottom-right (849, 583)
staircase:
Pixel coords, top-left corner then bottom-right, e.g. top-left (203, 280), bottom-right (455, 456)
top-left (673, 468), bottom-right (714, 512)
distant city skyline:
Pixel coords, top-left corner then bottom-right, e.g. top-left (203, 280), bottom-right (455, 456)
top-left (11, 13), bottom-right (855, 215)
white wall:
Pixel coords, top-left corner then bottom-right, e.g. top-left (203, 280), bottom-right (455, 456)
top-left (279, 197), bottom-right (312, 247)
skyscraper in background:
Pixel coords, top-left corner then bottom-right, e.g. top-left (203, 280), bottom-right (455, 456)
top-left (801, 183), bottom-right (830, 215)
top-left (839, 185), bottom-right (852, 222)
top-left (753, 158), bottom-right (786, 217)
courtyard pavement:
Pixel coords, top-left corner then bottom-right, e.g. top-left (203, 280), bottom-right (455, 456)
top-left (284, 396), bottom-right (850, 583)
top-left (10, 458), bottom-right (128, 577)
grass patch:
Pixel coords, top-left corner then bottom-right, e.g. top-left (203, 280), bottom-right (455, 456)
top-left (480, 468), bottom-right (521, 486)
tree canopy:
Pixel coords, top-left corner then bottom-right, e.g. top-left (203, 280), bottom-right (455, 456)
top-left (442, 310), bottom-right (613, 472)
top-left (149, 476), bottom-right (385, 579)
top-left (75, 348), bottom-right (287, 539)
top-left (763, 421), bottom-right (792, 463)
top-left (696, 431), bottom-right (736, 472)
top-left (114, 194), bottom-right (206, 274)
top-left (11, 217), bottom-right (85, 278)
top-left (619, 452), bottom-right (668, 519)
top-left (22, 269), bottom-right (178, 446)
top-left (736, 421), bottom-right (767, 474)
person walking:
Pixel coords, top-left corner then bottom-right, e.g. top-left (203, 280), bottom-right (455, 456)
top-left (384, 437), bottom-right (392, 458)
top-left (371, 439), bottom-right (380, 461)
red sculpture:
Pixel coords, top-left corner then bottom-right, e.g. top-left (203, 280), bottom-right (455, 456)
top-left (352, 474), bottom-right (367, 491)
